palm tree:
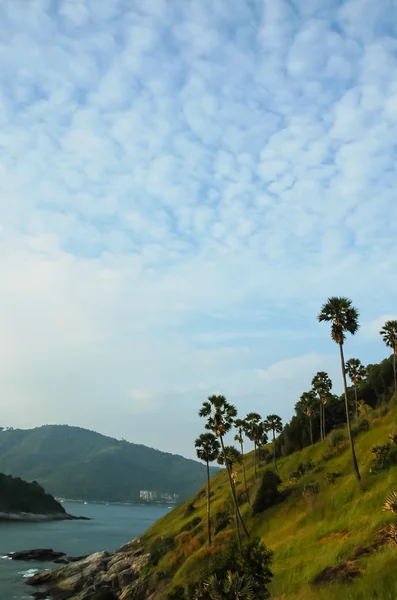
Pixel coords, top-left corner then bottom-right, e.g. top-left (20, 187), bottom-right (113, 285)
top-left (235, 419), bottom-right (250, 505)
top-left (311, 371), bottom-right (332, 441)
top-left (264, 415), bottom-right (283, 473)
top-left (256, 423), bottom-right (269, 465)
top-left (318, 296), bottom-right (361, 485)
top-left (196, 571), bottom-right (257, 600)
top-left (195, 433), bottom-right (220, 546)
top-left (380, 320), bottom-right (397, 398)
top-left (298, 390), bottom-right (317, 445)
top-left (243, 413), bottom-right (262, 480)
top-left (199, 395), bottom-right (249, 546)
top-left (345, 358), bottom-right (366, 420)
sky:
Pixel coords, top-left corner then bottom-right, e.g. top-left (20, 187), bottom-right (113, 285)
top-left (0, 0), bottom-right (396, 460)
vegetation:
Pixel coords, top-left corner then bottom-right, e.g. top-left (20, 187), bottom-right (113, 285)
top-left (264, 415), bottom-right (283, 473)
top-left (346, 358), bottom-right (366, 420)
top-left (318, 296), bottom-right (361, 484)
top-left (0, 472), bottom-right (65, 514)
top-left (379, 320), bottom-right (397, 397)
top-left (195, 433), bottom-right (220, 546)
top-left (0, 425), bottom-right (218, 502)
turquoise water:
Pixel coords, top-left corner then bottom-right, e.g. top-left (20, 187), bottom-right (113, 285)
top-left (0, 502), bottom-right (170, 600)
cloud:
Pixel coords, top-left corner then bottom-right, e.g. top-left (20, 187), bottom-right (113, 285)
top-left (0, 0), bottom-right (396, 457)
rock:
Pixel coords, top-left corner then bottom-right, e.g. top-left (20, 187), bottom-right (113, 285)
top-left (91, 590), bottom-right (118, 600)
top-left (32, 593), bottom-right (49, 600)
top-left (10, 549), bottom-right (66, 562)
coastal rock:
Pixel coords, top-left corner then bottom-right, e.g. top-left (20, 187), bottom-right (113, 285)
top-left (10, 549), bottom-right (66, 562)
top-left (26, 545), bottom-right (150, 600)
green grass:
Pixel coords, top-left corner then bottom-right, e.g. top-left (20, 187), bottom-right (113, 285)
top-left (143, 405), bottom-right (397, 599)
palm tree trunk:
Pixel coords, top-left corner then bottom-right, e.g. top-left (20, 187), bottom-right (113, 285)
top-left (206, 460), bottom-right (211, 546)
top-left (240, 441), bottom-right (250, 505)
top-left (354, 383), bottom-right (358, 420)
top-left (393, 350), bottom-right (397, 398)
top-left (323, 402), bottom-right (326, 440)
top-left (272, 429), bottom-right (278, 473)
top-left (309, 415), bottom-right (313, 445)
top-left (339, 343), bottom-right (362, 486)
top-left (219, 436), bottom-right (249, 544)
top-left (319, 402), bottom-right (323, 441)
top-left (254, 441), bottom-right (257, 479)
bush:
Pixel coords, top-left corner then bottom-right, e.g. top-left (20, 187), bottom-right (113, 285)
top-left (252, 470), bottom-right (282, 515)
top-left (302, 482), bottom-right (319, 498)
top-left (184, 502), bottom-right (196, 517)
top-left (213, 510), bottom-right (232, 535)
top-left (167, 585), bottom-right (186, 600)
top-left (351, 418), bottom-right (370, 438)
top-left (149, 535), bottom-right (176, 565)
top-left (328, 428), bottom-right (347, 448)
top-left (325, 472), bottom-right (340, 485)
top-left (180, 517), bottom-right (201, 533)
top-left (371, 443), bottom-right (397, 472)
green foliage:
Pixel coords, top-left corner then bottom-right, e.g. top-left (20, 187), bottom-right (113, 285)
top-left (167, 585), bottom-right (186, 600)
top-left (252, 470), bottom-right (282, 515)
top-left (325, 472), bottom-right (340, 484)
top-left (149, 535), bottom-right (176, 566)
top-left (213, 510), bottom-right (232, 535)
top-left (302, 482), bottom-right (320, 497)
top-left (184, 503), bottom-right (196, 517)
top-left (0, 473), bottom-right (65, 514)
top-left (0, 425), bottom-right (218, 503)
top-left (351, 418), bottom-right (370, 438)
top-left (371, 443), bottom-right (397, 472)
top-left (328, 428), bottom-right (347, 447)
top-left (180, 517), bottom-right (202, 533)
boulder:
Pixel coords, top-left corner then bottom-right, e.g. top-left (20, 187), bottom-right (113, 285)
top-left (10, 549), bottom-right (66, 562)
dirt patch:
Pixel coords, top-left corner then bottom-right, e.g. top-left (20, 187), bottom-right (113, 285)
top-left (312, 560), bottom-right (363, 585)
top-left (312, 527), bottom-right (391, 586)
top-left (318, 529), bottom-right (350, 544)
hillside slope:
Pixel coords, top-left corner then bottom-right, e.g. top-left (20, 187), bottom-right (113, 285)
top-left (140, 403), bottom-right (397, 599)
top-left (0, 425), bottom-right (217, 503)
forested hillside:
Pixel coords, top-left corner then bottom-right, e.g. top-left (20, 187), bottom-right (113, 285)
top-left (0, 425), bottom-right (217, 503)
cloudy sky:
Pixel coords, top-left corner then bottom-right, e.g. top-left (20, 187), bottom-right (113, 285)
top-left (0, 0), bottom-right (396, 459)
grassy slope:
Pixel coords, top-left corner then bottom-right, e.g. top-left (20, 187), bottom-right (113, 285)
top-left (144, 404), bottom-right (397, 600)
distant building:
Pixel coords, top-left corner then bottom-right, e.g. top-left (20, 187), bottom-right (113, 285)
top-left (139, 490), bottom-right (157, 501)
top-left (139, 490), bottom-right (179, 503)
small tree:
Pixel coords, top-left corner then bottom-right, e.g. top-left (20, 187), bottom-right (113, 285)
top-left (318, 297), bottom-right (361, 485)
top-left (345, 358), bottom-right (366, 420)
top-left (195, 433), bottom-right (220, 546)
top-left (380, 320), bottom-right (397, 398)
top-left (252, 470), bottom-right (282, 515)
top-left (264, 415), bottom-right (282, 473)
top-left (235, 419), bottom-right (250, 505)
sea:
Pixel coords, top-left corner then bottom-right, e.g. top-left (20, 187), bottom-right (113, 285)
top-left (0, 502), bottom-right (170, 600)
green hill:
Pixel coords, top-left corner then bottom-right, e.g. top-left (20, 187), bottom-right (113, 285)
top-left (138, 401), bottom-right (397, 600)
top-left (0, 425), bottom-right (217, 503)
top-left (0, 472), bottom-right (65, 516)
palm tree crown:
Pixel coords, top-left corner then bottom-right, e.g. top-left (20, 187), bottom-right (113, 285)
top-left (217, 445), bottom-right (242, 470)
top-left (195, 433), bottom-right (220, 464)
top-left (318, 296), bottom-right (359, 344)
top-left (312, 371), bottom-right (332, 400)
top-left (380, 320), bottom-right (397, 352)
top-left (345, 358), bottom-right (366, 385)
top-left (199, 395), bottom-right (237, 437)
top-left (298, 390), bottom-right (317, 417)
top-left (264, 415), bottom-right (283, 435)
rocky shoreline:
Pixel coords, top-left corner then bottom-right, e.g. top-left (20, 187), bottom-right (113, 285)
top-left (0, 511), bottom-right (90, 522)
top-left (25, 538), bottom-right (156, 600)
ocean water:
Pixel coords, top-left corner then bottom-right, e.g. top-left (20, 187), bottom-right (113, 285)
top-left (0, 502), bottom-right (170, 600)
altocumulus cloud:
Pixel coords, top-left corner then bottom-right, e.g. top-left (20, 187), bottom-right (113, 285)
top-left (0, 0), bottom-right (396, 457)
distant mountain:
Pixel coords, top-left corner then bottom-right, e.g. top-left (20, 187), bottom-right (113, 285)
top-left (0, 425), bottom-right (217, 503)
top-left (0, 472), bottom-right (66, 518)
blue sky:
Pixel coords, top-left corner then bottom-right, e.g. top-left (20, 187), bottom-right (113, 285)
top-left (0, 0), bottom-right (396, 459)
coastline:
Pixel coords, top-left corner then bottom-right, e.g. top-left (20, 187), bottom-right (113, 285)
top-left (0, 511), bottom-right (87, 522)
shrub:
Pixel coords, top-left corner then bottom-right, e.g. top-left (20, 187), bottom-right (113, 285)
top-left (252, 470), bottom-right (282, 515)
top-left (351, 418), bottom-right (370, 438)
top-left (167, 585), bottom-right (186, 600)
top-left (302, 482), bottom-right (319, 498)
top-left (149, 535), bottom-right (176, 566)
top-left (325, 472), bottom-right (340, 485)
top-left (180, 517), bottom-right (201, 533)
top-left (328, 428), bottom-right (347, 448)
top-left (213, 510), bottom-right (232, 535)
top-left (371, 443), bottom-right (397, 472)
top-left (184, 502), bottom-right (196, 517)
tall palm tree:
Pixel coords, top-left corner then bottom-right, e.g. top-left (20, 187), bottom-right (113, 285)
top-left (312, 371), bottom-right (332, 441)
top-left (345, 358), bottom-right (366, 420)
top-left (380, 320), bottom-right (397, 398)
top-left (199, 395), bottom-right (249, 546)
top-left (195, 433), bottom-right (220, 546)
top-left (235, 419), bottom-right (250, 505)
top-left (264, 415), bottom-right (283, 473)
top-left (256, 424), bottom-right (269, 465)
top-left (243, 412), bottom-right (262, 480)
top-left (298, 390), bottom-right (317, 445)
top-left (318, 296), bottom-right (361, 485)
